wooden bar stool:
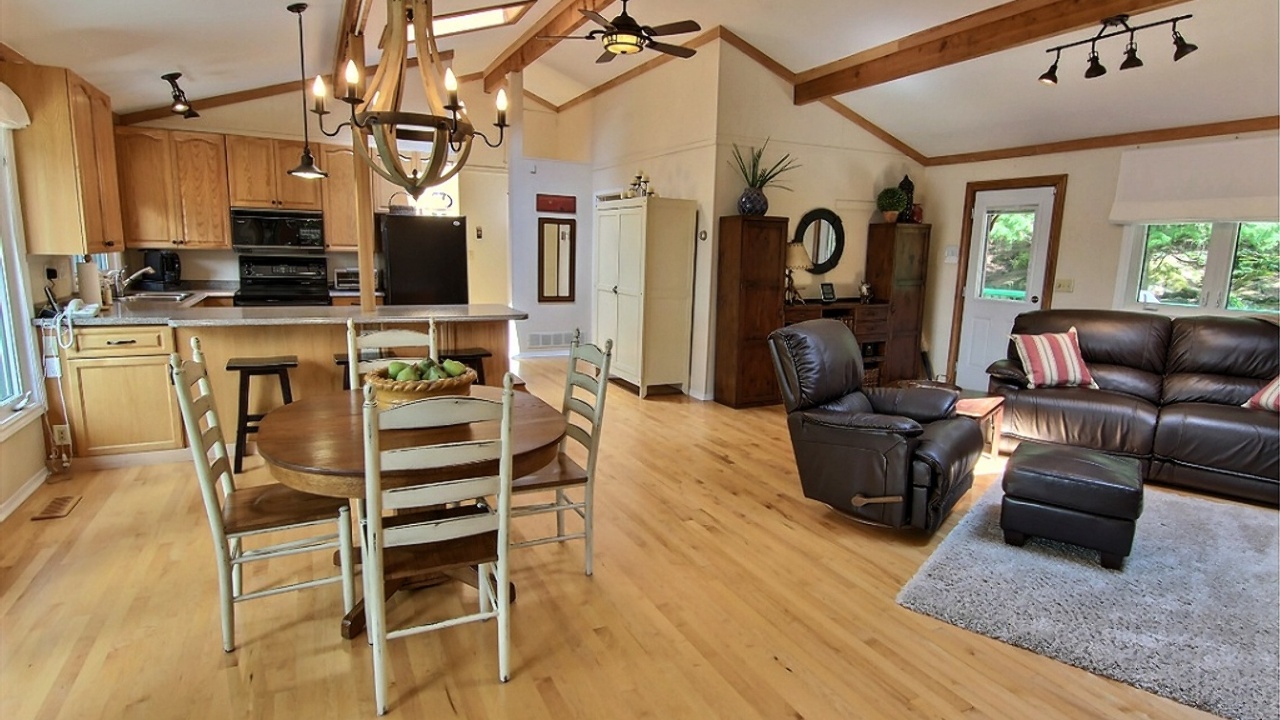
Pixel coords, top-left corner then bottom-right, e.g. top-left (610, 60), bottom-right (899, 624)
top-left (226, 355), bottom-right (298, 473)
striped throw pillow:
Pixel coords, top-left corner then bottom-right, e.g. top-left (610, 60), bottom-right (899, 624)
top-left (1011, 326), bottom-right (1098, 389)
top-left (1243, 377), bottom-right (1279, 412)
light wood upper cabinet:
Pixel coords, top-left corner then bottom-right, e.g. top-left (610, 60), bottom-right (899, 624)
top-left (115, 127), bottom-right (229, 249)
top-left (172, 132), bottom-right (230, 248)
top-left (0, 62), bottom-right (125, 254)
top-left (319, 144), bottom-right (366, 249)
top-left (226, 135), bottom-right (322, 211)
top-left (115, 127), bottom-right (179, 245)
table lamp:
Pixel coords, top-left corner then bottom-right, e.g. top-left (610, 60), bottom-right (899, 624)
top-left (785, 242), bottom-right (813, 305)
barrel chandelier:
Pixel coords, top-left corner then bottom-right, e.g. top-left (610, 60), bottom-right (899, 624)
top-left (307, 0), bottom-right (509, 198)
top-left (1038, 14), bottom-right (1197, 85)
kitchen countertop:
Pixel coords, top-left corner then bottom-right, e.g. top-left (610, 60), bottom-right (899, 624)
top-left (34, 302), bottom-right (528, 328)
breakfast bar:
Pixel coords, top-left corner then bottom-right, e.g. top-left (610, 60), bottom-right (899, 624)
top-left (37, 302), bottom-right (527, 457)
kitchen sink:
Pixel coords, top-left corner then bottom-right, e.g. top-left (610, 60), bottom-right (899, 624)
top-left (117, 291), bottom-right (194, 302)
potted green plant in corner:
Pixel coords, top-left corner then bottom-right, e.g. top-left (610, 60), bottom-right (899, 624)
top-left (730, 139), bottom-right (799, 216)
top-left (876, 186), bottom-right (909, 223)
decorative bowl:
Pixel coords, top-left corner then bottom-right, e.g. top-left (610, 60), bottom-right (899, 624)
top-left (364, 366), bottom-right (477, 406)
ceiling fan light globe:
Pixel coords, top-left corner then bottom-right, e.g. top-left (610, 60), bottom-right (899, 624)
top-left (604, 31), bottom-right (644, 54)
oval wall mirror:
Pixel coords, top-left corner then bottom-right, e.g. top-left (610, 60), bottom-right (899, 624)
top-left (795, 208), bottom-right (844, 274)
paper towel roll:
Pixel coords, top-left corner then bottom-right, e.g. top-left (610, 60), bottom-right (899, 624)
top-left (77, 261), bottom-right (102, 306)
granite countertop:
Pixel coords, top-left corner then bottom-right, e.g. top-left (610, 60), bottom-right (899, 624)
top-left (34, 300), bottom-right (528, 328)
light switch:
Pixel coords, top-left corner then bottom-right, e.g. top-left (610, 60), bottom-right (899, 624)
top-left (943, 245), bottom-right (960, 264)
top-left (1054, 278), bottom-right (1075, 293)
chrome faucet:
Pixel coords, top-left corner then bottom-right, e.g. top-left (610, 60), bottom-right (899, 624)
top-left (115, 266), bottom-right (155, 296)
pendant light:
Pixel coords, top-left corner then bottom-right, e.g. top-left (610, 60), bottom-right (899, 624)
top-left (287, 3), bottom-right (326, 180)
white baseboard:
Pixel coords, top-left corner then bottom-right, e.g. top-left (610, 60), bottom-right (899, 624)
top-left (0, 467), bottom-right (49, 522)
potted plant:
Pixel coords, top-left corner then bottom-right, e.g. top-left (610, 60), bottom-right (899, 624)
top-left (876, 186), bottom-right (909, 223)
top-left (730, 139), bottom-right (800, 216)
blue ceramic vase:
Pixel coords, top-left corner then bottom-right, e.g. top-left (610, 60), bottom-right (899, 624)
top-left (738, 187), bottom-right (768, 216)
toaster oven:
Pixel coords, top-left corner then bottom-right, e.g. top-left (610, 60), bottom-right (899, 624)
top-left (333, 267), bottom-right (381, 290)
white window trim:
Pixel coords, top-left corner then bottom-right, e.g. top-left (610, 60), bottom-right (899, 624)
top-left (0, 128), bottom-right (46, 440)
top-left (1113, 221), bottom-right (1278, 318)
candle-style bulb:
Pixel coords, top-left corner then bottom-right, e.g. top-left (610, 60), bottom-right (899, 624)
top-left (312, 75), bottom-right (327, 114)
top-left (495, 88), bottom-right (508, 126)
top-left (445, 68), bottom-right (459, 108)
top-left (344, 59), bottom-right (360, 100)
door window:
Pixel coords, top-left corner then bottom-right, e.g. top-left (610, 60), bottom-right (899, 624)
top-left (977, 208), bottom-right (1037, 302)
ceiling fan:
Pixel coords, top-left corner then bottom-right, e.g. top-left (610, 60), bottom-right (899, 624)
top-left (546, 0), bottom-right (701, 63)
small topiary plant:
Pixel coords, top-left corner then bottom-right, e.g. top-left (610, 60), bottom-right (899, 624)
top-left (876, 186), bottom-right (909, 213)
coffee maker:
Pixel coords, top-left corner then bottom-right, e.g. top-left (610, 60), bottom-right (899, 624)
top-left (139, 250), bottom-right (181, 290)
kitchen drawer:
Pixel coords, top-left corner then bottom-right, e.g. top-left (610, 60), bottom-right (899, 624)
top-left (68, 326), bottom-right (175, 357)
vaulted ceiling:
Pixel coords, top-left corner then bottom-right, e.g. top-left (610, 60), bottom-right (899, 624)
top-left (2, 0), bottom-right (1276, 159)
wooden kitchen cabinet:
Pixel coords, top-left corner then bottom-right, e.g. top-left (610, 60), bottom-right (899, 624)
top-left (62, 326), bottom-right (183, 456)
top-left (0, 62), bottom-right (125, 254)
top-left (116, 128), bottom-right (231, 248)
top-left (226, 135), bottom-right (322, 210)
top-left (319, 144), bottom-right (367, 249)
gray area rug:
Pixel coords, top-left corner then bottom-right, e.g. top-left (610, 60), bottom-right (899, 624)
top-left (897, 483), bottom-right (1280, 720)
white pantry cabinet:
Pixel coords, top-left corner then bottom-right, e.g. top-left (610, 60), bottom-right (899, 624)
top-left (593, 196), bottom-right (697, 398)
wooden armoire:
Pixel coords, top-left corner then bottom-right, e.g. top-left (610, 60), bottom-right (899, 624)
top-left (714, 215), bottom-right (788, 407)
top-left (866, 222), bottom-right (930, 382)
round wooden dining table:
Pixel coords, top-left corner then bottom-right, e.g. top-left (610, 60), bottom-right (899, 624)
top-left (255, 385), bottom-right (566, 639)
top-left (256, 385), bottom-right (567, 499)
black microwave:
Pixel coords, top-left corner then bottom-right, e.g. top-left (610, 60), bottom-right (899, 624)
top-left (230, 209), bottom-right (324, 252)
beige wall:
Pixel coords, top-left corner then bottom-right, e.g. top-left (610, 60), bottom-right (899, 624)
top-left (916, 129), bottom-right (1280, 379)
top-left (0, 419), bottom-right (47, 514)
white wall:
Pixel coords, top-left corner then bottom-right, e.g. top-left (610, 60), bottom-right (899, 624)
top-left (916, 129), bottom-right (1280, 379)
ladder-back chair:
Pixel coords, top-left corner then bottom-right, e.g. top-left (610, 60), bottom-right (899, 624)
top-left (346, 317), bottom-right (437, 389)
top-left (170, 337), bottom-right (355, 652)
top-left (511, 330), bottom-right (612, 575)
top-left (360, 375), bottom-right (516, 715)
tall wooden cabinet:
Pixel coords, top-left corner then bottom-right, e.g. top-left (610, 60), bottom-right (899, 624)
top-left (319, 144), bottom-right (368, 249)
top-left (714, 215), bottom-right (788, 407)
top-left (0, 62), bottom-right (124, 254)
top-left (115, 127), bottom-right (230, 248)
top-left (594, 196), bottom-right (697, 398)
top-left (866, 222), bottom-right (930, 382)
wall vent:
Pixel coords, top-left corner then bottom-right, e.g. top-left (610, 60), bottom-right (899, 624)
top-left (528, 332), bottom-right (574, 348)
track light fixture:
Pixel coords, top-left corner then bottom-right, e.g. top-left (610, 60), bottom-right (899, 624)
top-left (1039, 13), bottom-right (1196, 84)
top-left (161, 72), bottom-right (199, 119)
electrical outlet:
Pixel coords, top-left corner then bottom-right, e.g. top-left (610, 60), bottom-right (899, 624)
top-left (43, 356), bottom-right (61, 378)
top-left (1054, 278), bottom-right (1075, 293)
top-left (43, 335), bottom-right (59, 356)
top-left (53, 424), bottom-right (72, 446)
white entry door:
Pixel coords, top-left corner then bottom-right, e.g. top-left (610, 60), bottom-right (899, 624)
top-left (954, 187), bottom-right (1056, 390)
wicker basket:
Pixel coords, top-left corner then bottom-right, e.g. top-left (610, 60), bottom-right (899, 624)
top-left (365, 366), bottom-right (477, 406)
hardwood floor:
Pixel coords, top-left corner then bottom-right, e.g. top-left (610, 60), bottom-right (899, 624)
top-left (0, 357), bottom-right (1210, 719)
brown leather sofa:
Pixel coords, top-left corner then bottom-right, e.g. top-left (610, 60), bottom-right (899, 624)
top-left (987, 309), bottom-right (1279, 505)
top-left (769, 319), bottom-right (984, 531)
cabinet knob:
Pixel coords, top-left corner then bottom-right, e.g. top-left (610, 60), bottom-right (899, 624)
top-left (104, 241), bottom-right (116, 247)
top-left (612, 286), bottom-right (618, 294)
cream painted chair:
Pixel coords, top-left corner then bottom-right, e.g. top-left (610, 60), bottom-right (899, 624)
top-left (511, 329), bottom-right (612, 575)
top-left (360, 375), bottom-right (516, 715)
top-left (170, 337), bottom-right (355, 652)
top-left (346, 317), bottom-right (436, 389)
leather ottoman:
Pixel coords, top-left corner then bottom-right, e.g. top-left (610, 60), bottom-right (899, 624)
top-left (1000, 443), bottom-right (1143, 570)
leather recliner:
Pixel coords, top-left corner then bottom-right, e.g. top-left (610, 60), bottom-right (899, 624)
top-left (767, 319), bottom-right (984, 532)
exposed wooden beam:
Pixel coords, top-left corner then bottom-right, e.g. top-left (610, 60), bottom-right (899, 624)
top-left (117, 51), bottom-right (451, 126)
top-left (0, 42), bottom-right (31, 63)
top-left (482, 0), bottom-right (614, 93)
top-left (924, 116), bottom-right (1280, 166)
top-left (524, 90), bottom-right (558, 112)
top-left (794, 0), bottom-right (1187, 105)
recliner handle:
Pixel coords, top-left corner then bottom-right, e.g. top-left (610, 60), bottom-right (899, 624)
top-left (851, 494), bottom-right (904, 507)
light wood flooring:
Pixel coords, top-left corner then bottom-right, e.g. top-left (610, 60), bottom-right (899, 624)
top-left (0, 357), bottom-right (1212, 719)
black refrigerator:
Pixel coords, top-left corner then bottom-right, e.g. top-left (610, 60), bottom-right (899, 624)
top-left (378, 214), bottom-right (469, 305)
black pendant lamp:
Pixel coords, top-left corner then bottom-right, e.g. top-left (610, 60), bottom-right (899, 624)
top-left (1084, 42), bottom-right (1107, 79)
top-left (1172, 22), bottom-right (1198, 61)
top-left (1119, 33), bottom-right (1144, 70)
top-left (1038, 50), bottom-right (1060, 85)
top-left (287, 3), bottom-right (326, 180)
